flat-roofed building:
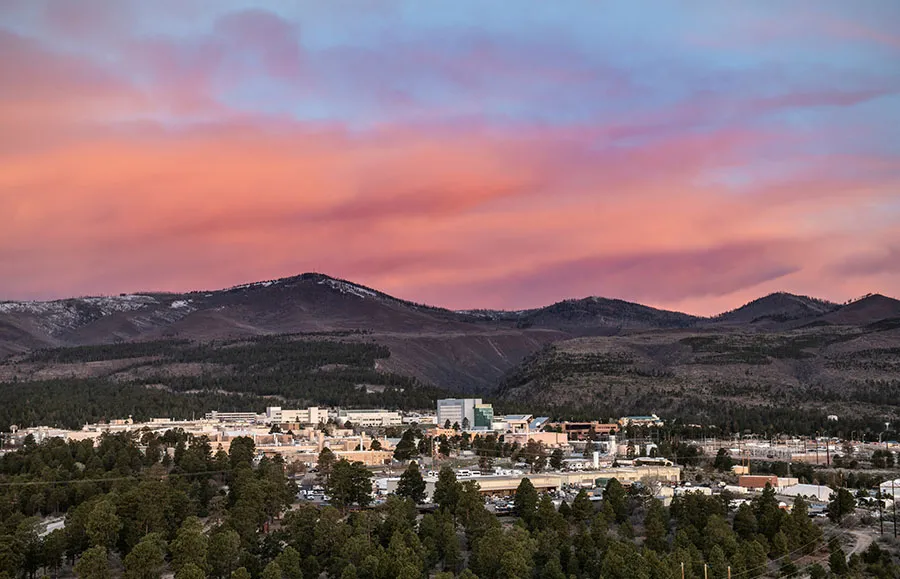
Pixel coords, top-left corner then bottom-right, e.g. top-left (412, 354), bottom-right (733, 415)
top-left (504, 431), bottom-right (568, 448)
top-left (738, 475), bottom-right (779, 490)
top-left (205, 411), bottom-right (260, 423)
top-left (437, 399), bottom-right (493, 430)
top-left (336, 409), bottom-right (402, 427)
top-left (503, 415), bottom-right (533, 433)
top-left (548, 421), bottom-right (620, 438)
top-left (379, 465), bottom-right (681, 499)
top-left (780, 484), bottom-right (832, 502)
top-left (268, 407), bottom-right (329, 425)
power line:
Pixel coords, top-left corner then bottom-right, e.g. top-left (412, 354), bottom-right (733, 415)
top-left (731, 526), bottom-right (851, 579)
top-left (0, 469), bottom-right (231, 488)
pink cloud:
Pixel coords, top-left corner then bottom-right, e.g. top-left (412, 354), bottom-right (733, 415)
top-left (1, 13), bottom-right (898, 314)
top-left (2, 108), bottom-right (895, 315)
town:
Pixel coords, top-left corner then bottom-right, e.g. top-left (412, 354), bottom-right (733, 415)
top-left (4, 399), bottom-right (898, 517)
top-left (2, 398), bottom-right (899, 577)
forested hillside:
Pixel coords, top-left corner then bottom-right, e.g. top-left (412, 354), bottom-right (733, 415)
top-left (0, 335), bottom-right (444, 430)
top-left (497, 323), bottom-right (900, 435)
top-left (2, 275), bottom-right (900, 431)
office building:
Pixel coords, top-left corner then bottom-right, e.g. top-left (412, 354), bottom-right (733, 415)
top-left (474, 403), bottom-right (494, 429)
top-left (336, 409), bottom-right (402, 427)
top-left (266, 406), bottom-right (329, 425)
top-left (205, 411), bottom-right (260, 423)
top-left (437, 398), bottom-right (493, 430)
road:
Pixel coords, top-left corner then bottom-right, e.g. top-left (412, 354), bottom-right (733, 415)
top-left (847, 529), bottom-right (874, 556)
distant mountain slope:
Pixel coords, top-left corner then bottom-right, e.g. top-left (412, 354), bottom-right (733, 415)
top-left (1, 273), bottom-right (896, 395)
top-left (712, 292), bottom-right (838, 325)
top-left (496, 325), bottom-right (900, 432)
top-left (515, 297), bottom-right (700, 332)
top-left (820, 294), bottom-right (900, 326)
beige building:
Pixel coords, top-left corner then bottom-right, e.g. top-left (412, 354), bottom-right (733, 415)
top-left (504, 431), bottom-right (569, 448)
top-left (259, 447), bottom-right (393, 466)
top-left (267, 407), bottom-right (329, 425)
top-left (336, 409), bottom-right (402, 427)
top-left (381, 465), bottom-right (681, 498)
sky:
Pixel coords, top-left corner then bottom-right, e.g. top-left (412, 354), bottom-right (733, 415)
top-left (1, 0), bottom-right (899, 315)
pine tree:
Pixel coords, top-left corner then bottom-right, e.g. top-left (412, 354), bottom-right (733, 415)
top-left (827, 488), bottom-right (856, 523)
top-left (316, 448), bottom-right (336, 484)
top-left (707, 545), bottom-right (728, 579)
top-left (513, 478), bottom-right (539, 521)
top-left (571, 489), bottom-right (594, 522)
top-left (643, 499), bottom-right (668, 552)
top-left (753, 484), bottom-right (783, 539)
top-left (85, 499), bottom-right (122, 550)
top-left (274, 546), bottom-right (303, 579)
top-left (123, 534), bottom-right (167, 579)
top-left (549, 448), bottom-right (565, 470)
top-left (260, 561), bottom-right (282, 579)
top-left (393, 430), bottom-right (418, 461)
top-left (829, 545), bottom-right (849, 576)
top-left (175, 563), bottom-right (207, 579)
top-left (208, 530), bottom-right (241, 578)
top-left (732, 502), bottom-right (758, 540)
top-left (73, 546), bottom-right (111, 579)
top-left (326, 459), bottom-right (373, 509)
top-left (396, 461), bottom-right (426, 504)
top-left (603, 478), bottom-right (628, 523)
top-left (171, 517), bottom-right (208, 573)
top-left (433, 467), bottom-right (461, 513)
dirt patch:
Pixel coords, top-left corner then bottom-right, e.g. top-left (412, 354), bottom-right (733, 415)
top-left (110, 362), bottom-right (230, 382)
top-left (0, 357), bottom-right (158, 382)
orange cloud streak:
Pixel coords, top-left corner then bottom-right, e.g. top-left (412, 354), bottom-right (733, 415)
top-left (1, 24), bottom-right (898, 314)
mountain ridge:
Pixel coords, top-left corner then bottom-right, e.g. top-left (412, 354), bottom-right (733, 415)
top-left (1, 273), bottom-right (898, 394)
top-left (4, 271), bottom-right (894, 319)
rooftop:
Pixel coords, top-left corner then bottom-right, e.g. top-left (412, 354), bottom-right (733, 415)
top-left (504, 414), bottom-right (532, 421)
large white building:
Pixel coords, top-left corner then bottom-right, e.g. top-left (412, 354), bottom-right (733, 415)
top-left (266, 407), bottom-right (329, 425)
top-left (436, 399), bottom-right (494, 430)
top-left (205, 411), bottom-right (260, 423)
top-left (336, 409), bottom-right (402, 427)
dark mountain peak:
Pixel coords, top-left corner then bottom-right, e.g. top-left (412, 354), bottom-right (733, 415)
top-left (824, 293), bottom-right (900, 326)
top-left (516, 295), bottom-right (700, 331)
top-left (843, 293), bottom-right (897, 307)
top-left (714, 292), bottom-right (838, 324)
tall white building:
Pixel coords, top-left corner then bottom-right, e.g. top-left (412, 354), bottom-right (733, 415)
top-left (437, 398), bottom-right (493, 429)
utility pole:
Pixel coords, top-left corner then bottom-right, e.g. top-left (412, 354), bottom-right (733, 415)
top-left (879, 490), bottom-right (884, 535)
top-left (704, 563), bottom-right (708, 579)
top-left (893, 478), bottom-right (897, 538)
top-left (728, 565), bottom-right (731, 579)
top-left (681, 562), bottom-right (685, 579)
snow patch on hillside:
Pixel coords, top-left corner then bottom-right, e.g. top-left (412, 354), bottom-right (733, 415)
top-left (0, 295), bottom-right (158, 335)
top-left (318, 279), bottom-right (378, 300)
top-left (0, 295), bottom-right (157, 315)
top-left (170, 300), bottom-right (190, 309)
top-left (230, 280), bottom-right (279, 290)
